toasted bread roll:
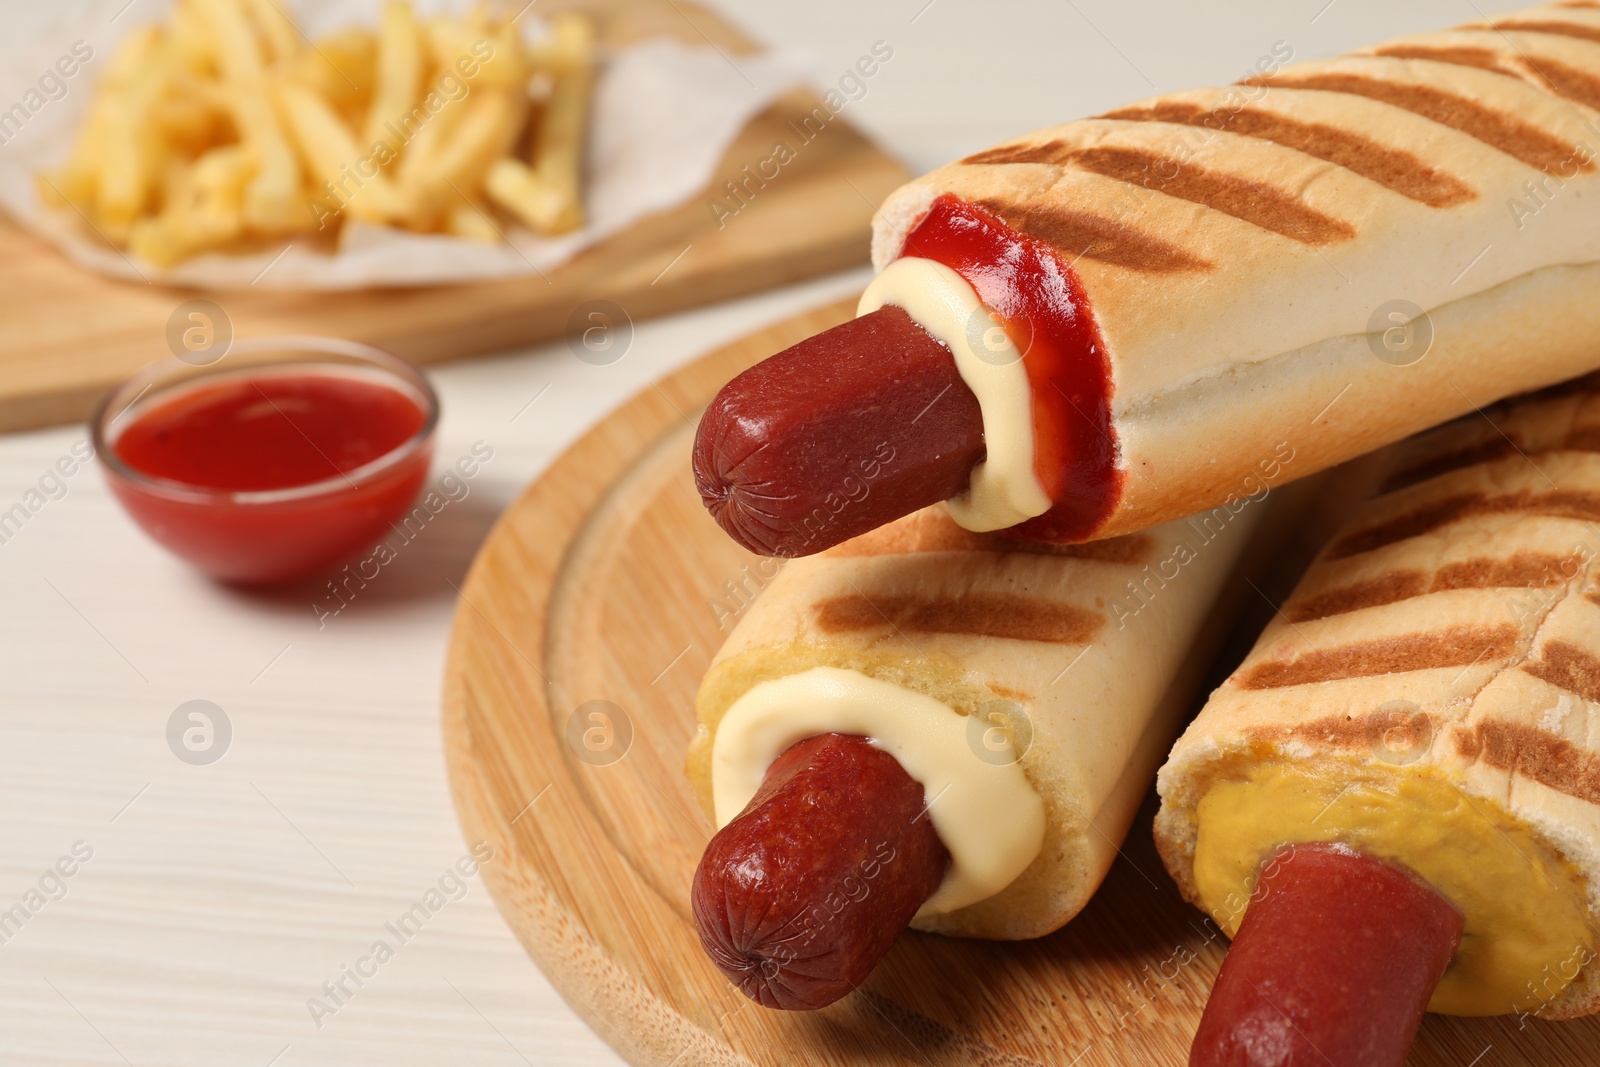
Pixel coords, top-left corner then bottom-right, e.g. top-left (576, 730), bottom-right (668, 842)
top-left (688, 487), bottom-right (1278, 940)
top-left (870, 2), bottom-right (1600, 542)
top-left (1157, 374), bottom-right (1600, 1018)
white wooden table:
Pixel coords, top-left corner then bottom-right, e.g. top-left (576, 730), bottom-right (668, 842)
top-left (0, 1), bottom-right (1482, 1063)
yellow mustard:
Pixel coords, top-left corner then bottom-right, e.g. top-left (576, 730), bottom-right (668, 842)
top-left (1193, 761), bottom-right (1592, 1015)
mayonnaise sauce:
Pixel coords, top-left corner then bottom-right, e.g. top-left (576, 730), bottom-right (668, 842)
top-left (711, 666), bottom-right (1046, 916)
top-left (859, 257), bottom-right (1051, 533)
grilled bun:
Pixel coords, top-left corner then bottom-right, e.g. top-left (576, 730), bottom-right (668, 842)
top-left (1157, 374), bottom-right (1600, 1018)
top-left (688, 500), bottom-right (1270, 940)
top-left (873, 2), bottom-right (1600, 541)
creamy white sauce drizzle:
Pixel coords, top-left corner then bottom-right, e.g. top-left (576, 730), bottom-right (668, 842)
top-left (858, 256), bottom-right (1052, 532)
top-left (711, 666), bottom-right (1046, 916)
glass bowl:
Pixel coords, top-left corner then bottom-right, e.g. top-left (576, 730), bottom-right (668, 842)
top-left (92, 337), bottom-right (439, 585)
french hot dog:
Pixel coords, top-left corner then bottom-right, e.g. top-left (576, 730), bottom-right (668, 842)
top-left (687, 481), bottom-right (1289, 1007)
top-left (1156, 374), bottom-right (1600, 1064)
top-left (697, 2), bottom-right (1600, 557)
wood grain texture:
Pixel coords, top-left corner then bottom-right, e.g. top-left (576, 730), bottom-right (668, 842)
top-left (441, 298), bottom-right (1600, 1065)
top-left (0, 0), bottom-right (907, 435)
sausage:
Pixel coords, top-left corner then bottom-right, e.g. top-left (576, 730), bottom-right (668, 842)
top-left (1190, 843), bottom-right (1463, 1067)
top-left (693, 305), bottom-right (984, 557)
top-left (690, 732), bottom-right (949, 1010)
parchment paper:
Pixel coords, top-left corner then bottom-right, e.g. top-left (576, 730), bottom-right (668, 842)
top-left (0, 0), bottom-right (803, 289)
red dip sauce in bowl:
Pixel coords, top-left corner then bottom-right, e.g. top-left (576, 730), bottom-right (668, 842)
top-left (94, 338), bottom-right (438, 584)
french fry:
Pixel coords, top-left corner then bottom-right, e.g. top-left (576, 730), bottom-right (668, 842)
top-left (190, 143), bottom-right (254, 209)
top-left (155, 74), bottom-right (230, 153)
top-left (175, 146), bottom-right (251, 252)
top-left (193, 0), bottom-right (265, 83)
top-left (490, 11), bottom-right (592, 234)
top-left (97, 36), bottom-right (178, 234)
top-left (241, 0), bottom-right (299, 69)
top-left (483, 158), bottom-right (542, 233)
top-left (169, 0), bottom-right (219, 77)
top-left (189, 153), bottom-right (251, 241)
top-left (486, 156), bottom-right (593, 237)
top-left (129, 205), bottom-right (243, 266)
top-left (445, 200), bottom-right (502, 243)
top-left (128, 215), bottom-right (190, 266)
top-left (39, 89), bottom-right (119, 210)
top-left (392, 89), bottom-right (468, 227)
top-left (230, 88), bottom-right (306, 233)
top-left (129, 145), bottom-right (251, 265)
top-left (532, 12), bottom-right (593, 230)
top-left (483, 17), bottom-right (530, 89)
top-left (438, 89), bottom-right (526, 188)
top-left (526, 11), bottom-right (591, 76)
top-left (290, 29), bottom-right (375, 125)
top-left (104, 24), bottom-right (165, 86)
top-left (400, 88), bottom-right (524, 228)
top-left (425, 15), bottom-right (524, 90)
top-left (42, 26), bottom-right (161, 215)
top-left (277, 83), bottom-right (407, 225)
top-left (364, 2), bottom-right (423, 162)
top-left (195, 0), bottom-right (305, 234)
top-left (424, 18), bottom-right (479, 75)
top-left (316, 29), bottom-right (378, 86)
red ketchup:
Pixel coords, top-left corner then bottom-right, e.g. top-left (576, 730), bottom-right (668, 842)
top-left (103, 368), bottom-right (434, 584)
top-left (899, 193), bottom-right (1121, 541)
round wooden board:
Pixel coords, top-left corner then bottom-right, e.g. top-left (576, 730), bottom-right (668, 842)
top-left (441, 298), bottom-right (1600, 1066)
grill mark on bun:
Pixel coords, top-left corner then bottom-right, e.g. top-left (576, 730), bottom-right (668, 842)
top-left (1332, 491), bottom-right (1600, 558)
top-left (826, 509), bottom-right (1154, 564)
top-left (1333, 495), bottom-right (1485, 556)
top-left (1101, 102), bottom-right (1475, 207)
top-left (1380, 438), bottom-right (1521, 492)
top-left (1238, 623), bottom-right (1519, 688)
top-left (961, 141), bottom-right (1070, 166)
top-left (1247, 72), bottom-right (1593, 173)
top-left (1287, 552), bottom-right (1581, 622)
top-left (971, 197), bottom-right (1211, 273)
top-left (1455, 718), bottom-right (1600, 807)
top-left (1522, 639), bottom-right (1600, 704)
top-left (1244, 705), bottom-right (1435, 752)
top-left (1042, 536), bottom-right (1156, 564)
top-left (1375, 44), bottom-right (1600, 112)
top-left (1433, 551), bottom-right (1582, 590)
top-left (1374, 44), bottom-right (1509, 74)
top-left (1381, 420), bottom-right (1600, 493)
top-left (1062, 145), bottom-right (1356, 244)
top-left (1288, 570), bottom-right (1430, 621)
top-left (1528, 56), bottom-right (1600, 111)
top-left (816, 593), bottom-right (1103, 645)
top-left (1492, 19), bottom-right (1600, 47)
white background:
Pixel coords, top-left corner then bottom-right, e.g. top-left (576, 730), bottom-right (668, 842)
top-left (0, 1), bottom-right (1513, 1064)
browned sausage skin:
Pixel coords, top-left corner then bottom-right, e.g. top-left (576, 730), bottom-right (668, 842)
top-left (690, 732), bottom-right (949, 1009)
top-left (1190, 844), bottom-right (1463, 1067)
top-left (693, 305), bottom-right (984, 558)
